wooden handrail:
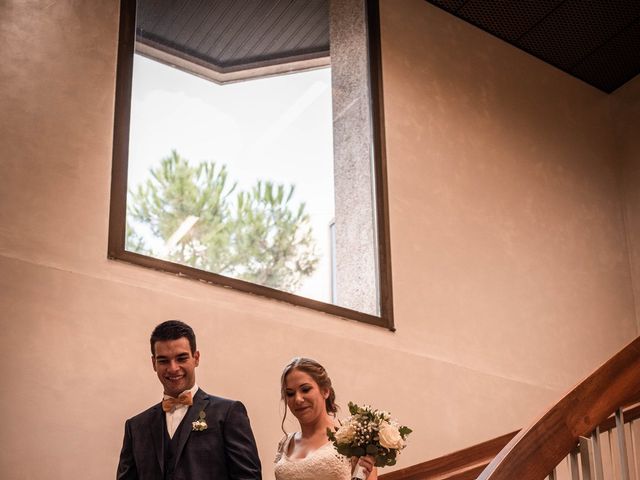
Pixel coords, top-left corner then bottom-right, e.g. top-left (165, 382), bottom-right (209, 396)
top-left (378, 403), bottom-right (640, 480)
top-left (379, 431), bottom-right (518, 480)
top-left (478, 335), bottom-right (640, 480)
top-left (378, 339), bottom-right (640, 480)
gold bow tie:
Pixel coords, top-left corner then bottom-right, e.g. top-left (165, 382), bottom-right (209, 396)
top-left (162, 391), bottom-right (193, 412)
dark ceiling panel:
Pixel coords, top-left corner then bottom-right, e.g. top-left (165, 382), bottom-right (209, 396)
top-left (266, 1), bottom-right (321, 54)
top-left (519, 0), bottom-right (640, 72)
top-left (247, 2), bottom-right (307, 58)
top-left (428, 0), bottom-right (466, 12)
top-left (226, 1), bottom-right (293, 62)
top-left (572, 20), bottom-right (640, 93)
top-left (136, 0), bottom-right (639, 92)
top-left (176, 2), bottom-right (233, 50)
top-left (206, 3), bottom-right (265, 61)
top-left (425, 0), bottom-right (640, 92)
top-left (457, 0), bottom-right (564, 43)
top-left (136, 0), bottom-right (330, 73)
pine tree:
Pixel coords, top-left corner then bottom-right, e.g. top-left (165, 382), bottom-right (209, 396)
top-left (127, 150), bottom-right (319, 292)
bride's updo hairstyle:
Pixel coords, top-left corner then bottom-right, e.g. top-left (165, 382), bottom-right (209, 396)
top-left (280, 357), bottom-right (338, 431)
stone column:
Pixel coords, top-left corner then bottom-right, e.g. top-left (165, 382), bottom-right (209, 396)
top-left (330, 0), bottom-right (379, 316)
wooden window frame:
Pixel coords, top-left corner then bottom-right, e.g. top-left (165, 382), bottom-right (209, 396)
top-left (108, 0), bottom-right (394, 330)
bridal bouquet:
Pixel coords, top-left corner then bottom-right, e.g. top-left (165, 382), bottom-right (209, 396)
top-left (327, 402), bottom-right (412, 479)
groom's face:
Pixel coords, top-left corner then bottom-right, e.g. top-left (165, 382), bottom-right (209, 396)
top-left (152, 337), bottom-right (200, 398)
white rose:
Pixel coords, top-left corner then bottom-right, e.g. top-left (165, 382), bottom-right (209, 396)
top-left (335, 422), bottom-right (357, 444)
top-left (378, 422), bottom-right (404, 450)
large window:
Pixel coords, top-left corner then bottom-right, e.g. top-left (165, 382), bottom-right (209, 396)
top-left (109, 0), bottom-right (393, 328)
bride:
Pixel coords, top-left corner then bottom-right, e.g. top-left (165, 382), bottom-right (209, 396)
top-left (274, 357), bottom-right (377, 480)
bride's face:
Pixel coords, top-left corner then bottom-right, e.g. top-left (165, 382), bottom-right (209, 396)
top-left (284, 369), bottom-right (329, 425)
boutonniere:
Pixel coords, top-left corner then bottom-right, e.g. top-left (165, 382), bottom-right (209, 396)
top-left (192, 410), bottom-right (208, 431)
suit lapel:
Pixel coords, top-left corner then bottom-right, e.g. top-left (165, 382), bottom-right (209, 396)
top-left (174, 389), bottom-right (210, 466)
top-left (149, 403), bottom-right (165, 476)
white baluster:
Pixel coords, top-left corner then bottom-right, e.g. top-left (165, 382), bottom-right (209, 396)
top-left (617, 408), bottom-right (631, 480)
top-left (570, 447), bottom-right (581, 480)
top-left (580, 436), bottom-right (593, 480)
top-left (591, 427), bottom-right (604, 480)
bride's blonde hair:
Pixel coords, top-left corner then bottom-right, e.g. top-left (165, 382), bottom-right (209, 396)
top-left (280, 357), bottom-right (338, 433)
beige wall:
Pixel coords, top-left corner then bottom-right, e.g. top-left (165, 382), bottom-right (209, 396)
top-left (615, 77), bottom-right (640, 330)
top-left (1, 0), bottom-right (638, 478)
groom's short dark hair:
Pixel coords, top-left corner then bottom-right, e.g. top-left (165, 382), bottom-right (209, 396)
top-left (150, 320), bottom-right (197, 355)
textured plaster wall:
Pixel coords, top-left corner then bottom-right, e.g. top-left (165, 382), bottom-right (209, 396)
top-left (615, 77), bottom-right (640, 331)
top-left (380, 0), bottom-right (636, 387)
top-left (0, 0), bottom-right (637, 479)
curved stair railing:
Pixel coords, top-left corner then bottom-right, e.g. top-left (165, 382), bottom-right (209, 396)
top-left (553, 401), bottom-right (640, 480)
top-left (380, 336), bottom-right (640, 480)
top-left (378, 431), bottom-right (518, 480)
top-left (478, 336), bottom-right (640, 480)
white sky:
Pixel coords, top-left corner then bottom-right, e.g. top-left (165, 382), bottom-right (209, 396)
top-left (127, 54), bottom-right (335, 302)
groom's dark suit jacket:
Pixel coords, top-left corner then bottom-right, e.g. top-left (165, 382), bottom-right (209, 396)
top-left (117, 388), bottom-right (262, 480)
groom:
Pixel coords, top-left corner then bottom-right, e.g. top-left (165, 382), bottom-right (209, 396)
top-left (116, 320), bottom-right (262, 479)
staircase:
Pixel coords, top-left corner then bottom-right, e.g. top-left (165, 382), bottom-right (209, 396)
top-left (379, 431), bottom-right (518, 480)
top-left (380, 336), bottom-right (640, 480)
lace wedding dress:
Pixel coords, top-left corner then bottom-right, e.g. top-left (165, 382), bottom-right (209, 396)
top-left (274, 433), bottom-right (351, 480)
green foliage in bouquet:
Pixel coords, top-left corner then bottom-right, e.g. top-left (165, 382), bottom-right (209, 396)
top-left (327, 402), bottom-right (412, 468)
